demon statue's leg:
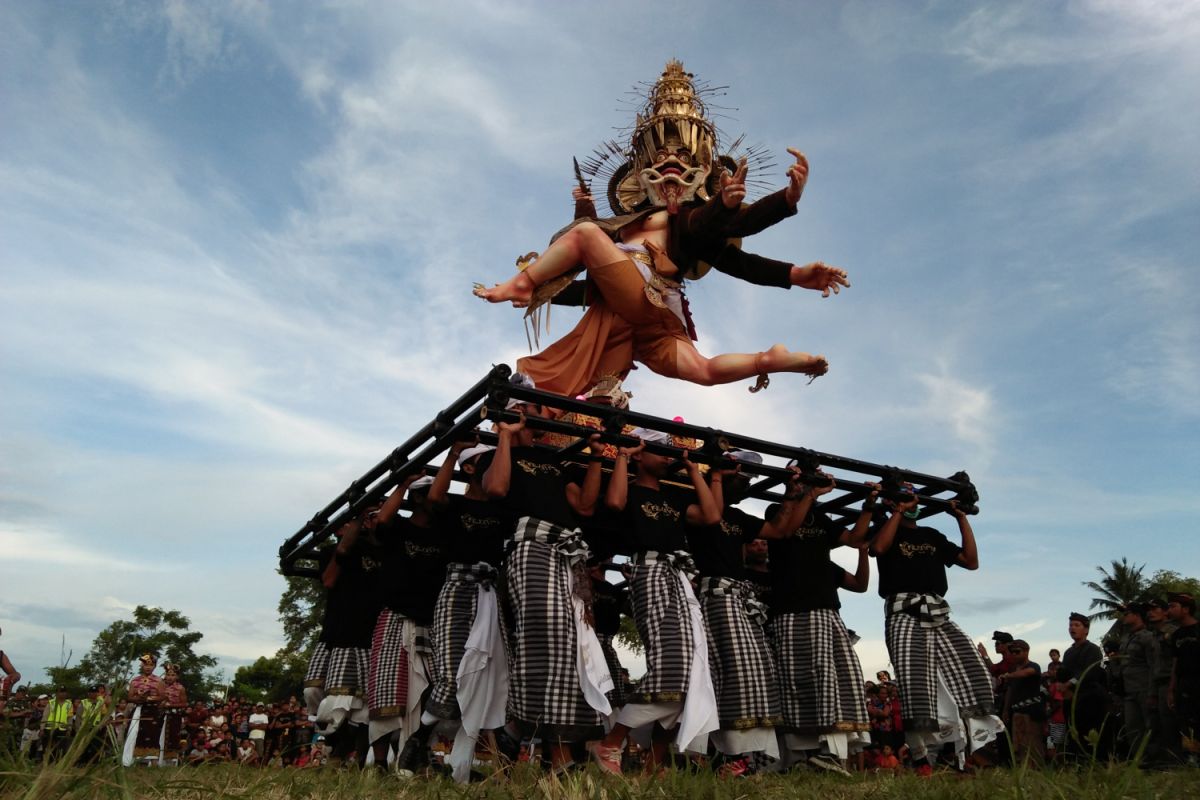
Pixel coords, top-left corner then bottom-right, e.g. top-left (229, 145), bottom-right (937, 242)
top-left (673, 342), bottom-right (827, 387)
top-left (474, 222), bottom-right (622, 307)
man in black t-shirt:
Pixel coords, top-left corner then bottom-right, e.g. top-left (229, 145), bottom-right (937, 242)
top-left (482, 395), bottom-right (608, 771)
top-left (364, 473), bottom-right (447, 772)
top-left (400, 440), bottom-right (513, 782)
top-left (590, 427), bottom-right (722, 774)
top-left (685, 451), bottom-right (805, 771)
top-left (1166, 592), bottom-right (1199, 764)
top-left (766, 470), bottom-right (873, 773)
top-left (870, 486), bottom-right (1001, 769)
top-left (305, 502), bottom-right (387, 766)
top-left (1054, 611), bottom-right (1106, 760)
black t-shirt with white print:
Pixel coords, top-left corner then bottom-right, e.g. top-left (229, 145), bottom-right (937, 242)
top-left (621, 484), bottom-right (690, 555)
top-left (767, 509), bottom-right (844, 613)
top-left (372, 516), bottom-right (450, 626)
top-left (499, 446), bottom-right (576, 528)
top-left (434, 494), bottom-right (512, 567)
top-left (688, 505), bottom-right (765, 580)
top-left (873, 524), bottom-right (962, 598)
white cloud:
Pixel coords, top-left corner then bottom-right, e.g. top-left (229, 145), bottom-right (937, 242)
top-left (915, 368), bottom-right (995, 464)
top-left (946, 0), bottom-right (1200, 69)
top-left (1007, 619), bottom-right (1046, 638)
top-left (0, 527), bottom-right (166, 572)
top-left (159, 0), bottom-right (234, 87)
top-left (1103, 259), bottom-right (1200, 416)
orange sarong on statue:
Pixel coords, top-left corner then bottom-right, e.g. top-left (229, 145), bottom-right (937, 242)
top-left (517, 258), bottom-right (691, 398)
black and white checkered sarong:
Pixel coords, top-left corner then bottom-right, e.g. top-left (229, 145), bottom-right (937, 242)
top-left (770, 609), bottom-right (869, 735)
top-left (627, 552), bottom-right (696, 704)
top-left (503, 517), bottom-right (603, 741)
top-left (427, 562), bottom-right (497, 720)
top-left (700, 576), bottom-right (780, 730)
top-left (325, 645), bottom-right (370, 697)
top-left (304, 641), bottom-right (331, 688)
top-left (884, 594), bottom-right (995, 732)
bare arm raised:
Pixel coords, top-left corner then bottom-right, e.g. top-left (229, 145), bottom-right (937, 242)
top-left (683, 450), bottom-right (722, 527)
top-left (566, 433), bottom-right (605, 517)
top-left (483, 412), bottom-right (525, 499)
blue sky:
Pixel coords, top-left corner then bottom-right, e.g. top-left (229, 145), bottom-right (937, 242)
top-left (2, 0), bottom-right (1198, 685)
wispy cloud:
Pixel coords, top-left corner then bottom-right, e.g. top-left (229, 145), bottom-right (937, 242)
top-left (1103, 259), bottom-right (1200, 416)
top-left (945, 0), bottom-right (1200, 69)
top-left (0, 527), bottom-right (165, 571)
top-left (158, 0), bottom-right (236, 88)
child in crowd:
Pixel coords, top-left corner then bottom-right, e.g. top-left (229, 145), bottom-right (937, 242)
top-left (874, 744), bottom-right (902, 774)
top-left (237, 738), bottom-right (258, 765)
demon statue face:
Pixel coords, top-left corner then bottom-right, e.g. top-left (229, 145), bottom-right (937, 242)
top-left (588, 60), bottom-right (720, 216)
top-left (579, 60), bottom-right (769, 219)
top-left (638, 131), bottom-right (712, 214)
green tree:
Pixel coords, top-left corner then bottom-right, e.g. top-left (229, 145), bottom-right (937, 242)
top-left (44, 664), bottom-right (87, 697)
top-left (1083, 558), bottom-right (1149, 622)
top-left (72, 606), bottom-right (219, 697)
top-left (615, 615), bottom-right (643, 656)
top-left (229, 650), bottom-right (309, 704)
top-left (277, 569), bottom-right (325, 655)
top-left (1145, 569), bottom-right (1200, 601)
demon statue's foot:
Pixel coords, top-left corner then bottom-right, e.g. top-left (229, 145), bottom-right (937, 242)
top-left (473, 271), bottom-right (534, 306)
top-left (757, 344), bottom-right (828, 377)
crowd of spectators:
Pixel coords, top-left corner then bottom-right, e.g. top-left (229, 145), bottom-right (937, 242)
top-left (0, 687), bottom-right (323, 768)
top-left (2, 590), bottom-right (1196, 774)
top-left (178, 697), bottom-right (314, 766)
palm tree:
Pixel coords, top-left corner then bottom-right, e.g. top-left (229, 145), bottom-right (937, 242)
top-left (1082, 558), bottom-right (1148, 621)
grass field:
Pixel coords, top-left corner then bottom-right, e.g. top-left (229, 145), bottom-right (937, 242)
top-left (3, 755), bottom-right (1198, 800)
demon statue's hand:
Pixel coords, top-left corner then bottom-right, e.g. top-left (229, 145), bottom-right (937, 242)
top-left (719, 158), bottom-right (748, 209)
top-left (790, 261), bottom-right (850, 297)
top-left (784, 147), bottom-right (809, 205)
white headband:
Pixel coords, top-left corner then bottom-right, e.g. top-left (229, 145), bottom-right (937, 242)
top-left (629, 427), bottom-right (671, 444)
top-left (505, 373), bottom-right (536, 410)
top-left (458, 444), bottom-right (495, 467)
top-left (728, 449), bottom-right (762, 465)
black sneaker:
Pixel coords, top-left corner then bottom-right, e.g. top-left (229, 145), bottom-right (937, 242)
top-left (493, 728), bottom-right (521, 764)
top-left (395, 735), bottom-right (430, 777)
